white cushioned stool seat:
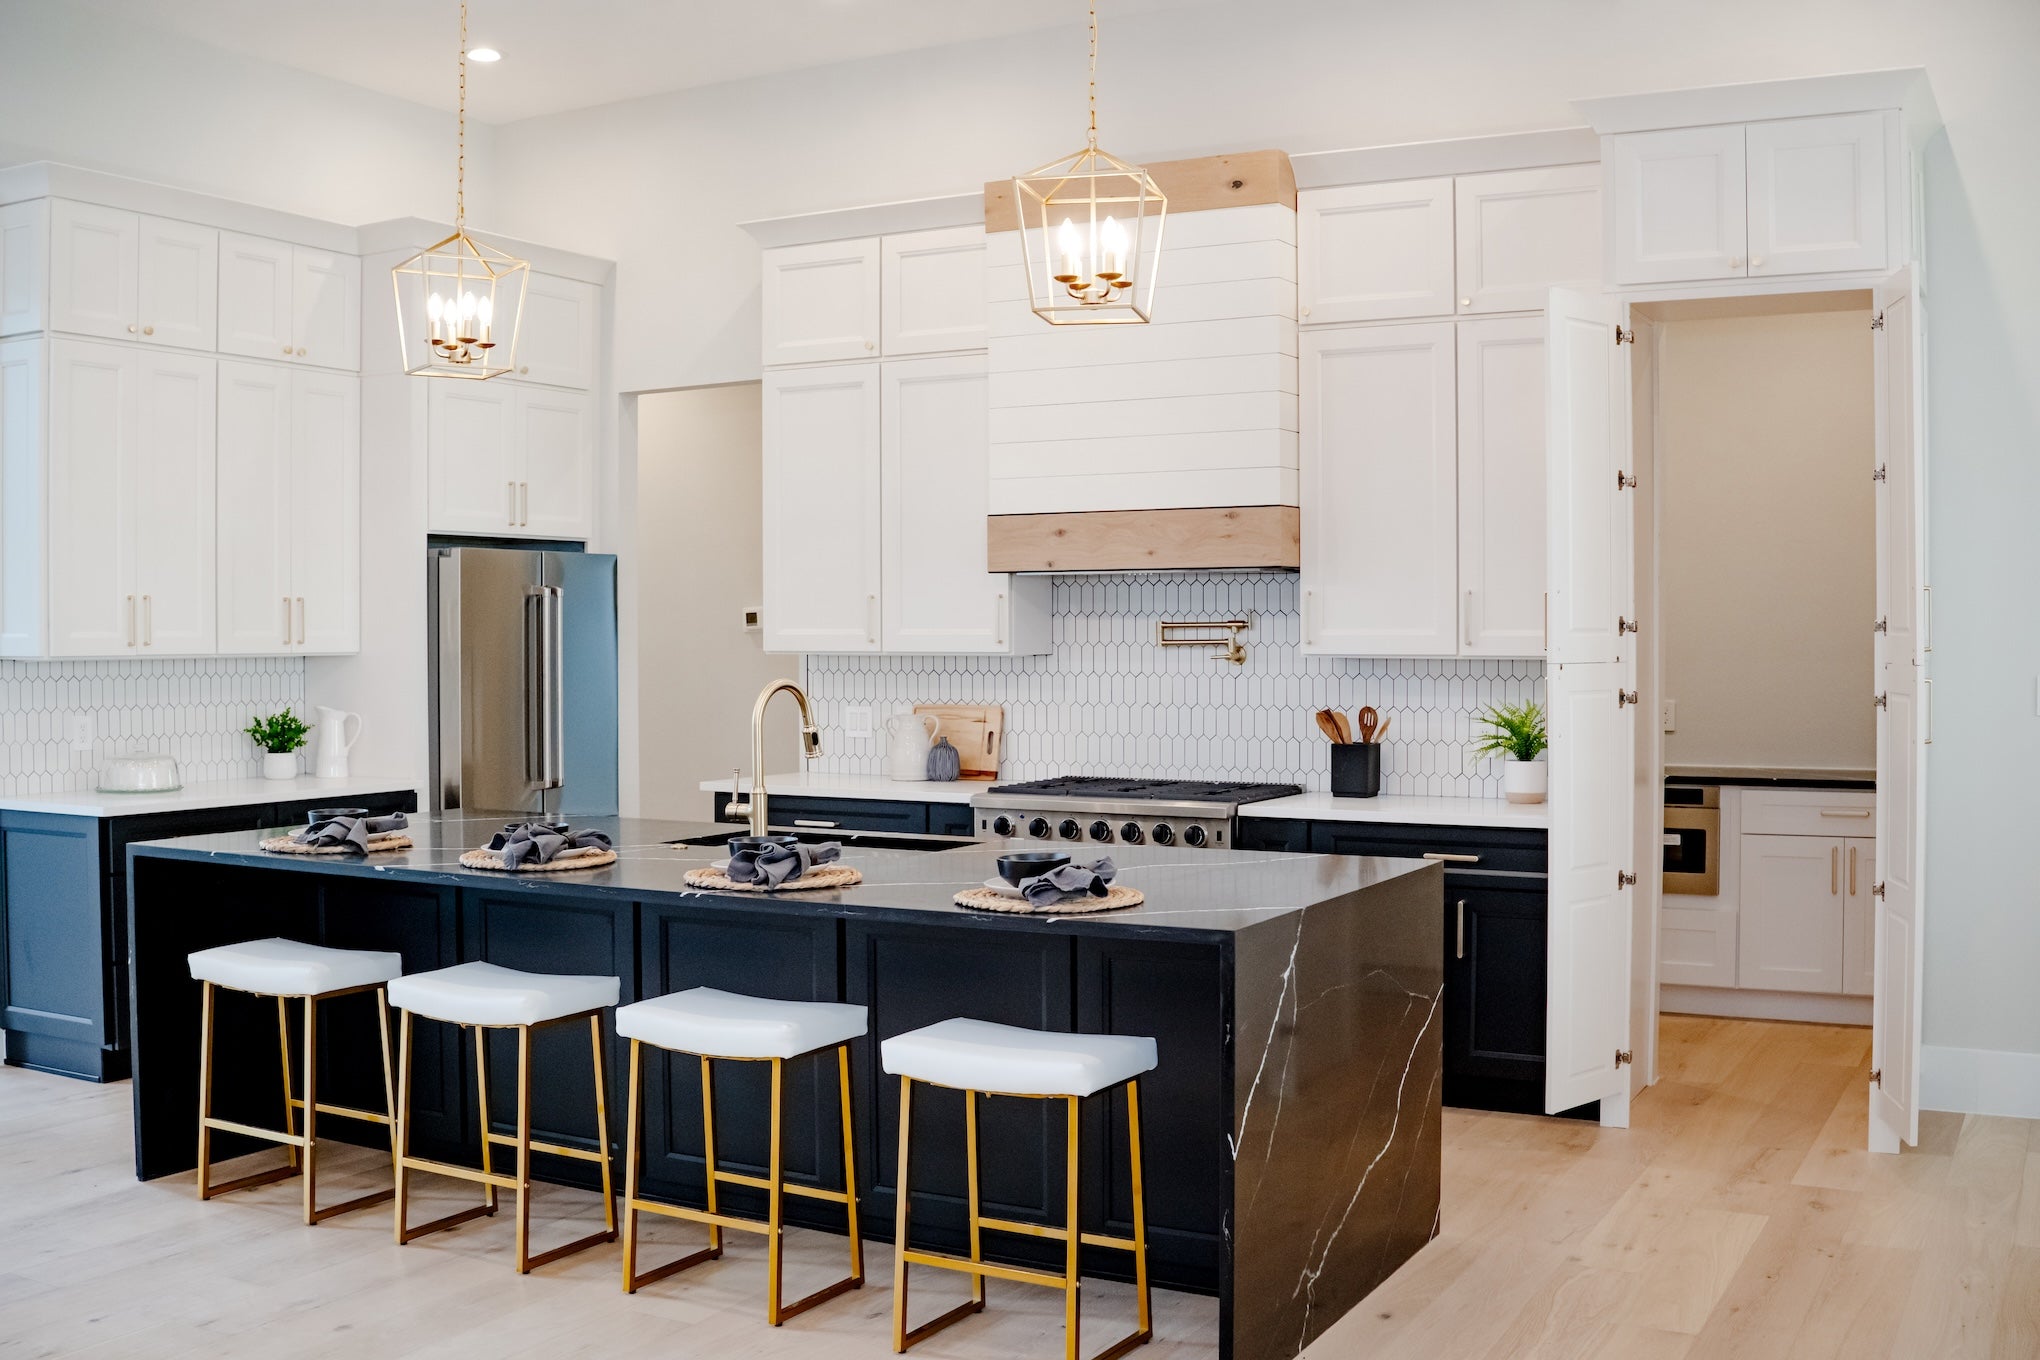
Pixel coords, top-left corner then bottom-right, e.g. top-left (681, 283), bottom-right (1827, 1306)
top-left (882, 1018), bottom-right (1156, 1098)
top-left (616, 987), bottom-right (867, 1060)
top-left (188, 937), bottom-right (404, 997)
top-left (387, 961), bottom-right (619, 1026)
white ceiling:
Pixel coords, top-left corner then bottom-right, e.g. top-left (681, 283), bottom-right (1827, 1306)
top-left (84, 0), bottom-right (1221, 124)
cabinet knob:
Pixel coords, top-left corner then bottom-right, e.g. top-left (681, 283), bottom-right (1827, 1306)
top-left (127, 324), bottom-right (137, 334)
top-left (1750, 255), bottom-right (1765, 269)
top-left (142, 325), bottom-right (154, 336)
top-left (519, 365), bottom-right (529, 375)
top-left (1728, 256), bottom-right (1744, 269)
top-left (1300, 304), bottom-right (1311, 318)
top-left (283, 345), bottom-right (293, 355)
top-left (865, 340), bottom-right (876, 351)
top-left (1459, 298), bottom-right (1471, 308)
top-left (296, 347), bottom-right (307, 357)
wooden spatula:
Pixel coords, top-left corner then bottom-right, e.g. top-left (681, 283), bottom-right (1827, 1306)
top-left (1314, 709), bottom-right (1345, 744)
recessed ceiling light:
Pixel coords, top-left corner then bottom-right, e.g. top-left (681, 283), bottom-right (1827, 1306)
top-left (466, 46), bottom-right (501, 62)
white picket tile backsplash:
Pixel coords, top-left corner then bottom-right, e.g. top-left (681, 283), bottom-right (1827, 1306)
top-left (0, 657), bottom-right (307, 795)
top-left (802, 573), bottom-right (1544, 797)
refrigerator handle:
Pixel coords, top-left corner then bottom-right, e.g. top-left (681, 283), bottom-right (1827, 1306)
top-left (524, 587), bottom-right (546, 791)
top-left (436, 553), bottom-right (463, 811)
top-left (543, 585), bottom-right (565, 790)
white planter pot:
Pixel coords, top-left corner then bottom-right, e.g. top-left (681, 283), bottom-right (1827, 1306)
top-left (1503, 758), bottom-right (1547, 805)
top-left (262, 751), bottom-right (299, 781)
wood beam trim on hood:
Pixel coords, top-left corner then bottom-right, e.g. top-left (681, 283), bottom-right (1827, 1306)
top-left (988, 506), bottom-right (1299, 573)
top-left (984, 149), bottom-right (1296, 232)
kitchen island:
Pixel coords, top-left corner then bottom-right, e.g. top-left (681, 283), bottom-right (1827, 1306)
top-left (126, 815), bottom-right (1442, 1360)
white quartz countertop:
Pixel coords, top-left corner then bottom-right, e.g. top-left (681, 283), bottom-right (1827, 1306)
top-left (1241, 792), bottom-right (1550, 829)
top-left (699, 772), bottom-right (981, 804)
top-left (0, 774), bottom-right (422, 819)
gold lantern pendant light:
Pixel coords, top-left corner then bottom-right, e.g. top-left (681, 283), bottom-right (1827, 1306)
top-left (392, 0), bottom-right (528, 379)
top-left (1011, 3), bottom-right (1166, 325)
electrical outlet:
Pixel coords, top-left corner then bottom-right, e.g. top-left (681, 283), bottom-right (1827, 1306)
top-left (845, 705), bottom-right (874, 738)
top-left (1660, 700), bottom-right (1677, 733)
top-left (68, 714), bottom-right (94, 752)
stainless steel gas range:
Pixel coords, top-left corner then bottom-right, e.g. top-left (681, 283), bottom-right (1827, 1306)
top-left (969, 776), bottom-right (1303, 850)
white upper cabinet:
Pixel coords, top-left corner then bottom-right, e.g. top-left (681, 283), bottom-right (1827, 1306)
top-left (515, 385), bottom-right (595, 539)
top-left (761, 364), bottom-right (882, 652)
top-left (514, 272), bottom-right (600, 388)
top-left (0, 201), bottom-right (47, 336)
top-left (129, 349), bottom-right (216, 653)
top-left (49, 201), bottom-right (140, 342)
top-left (1298, 178), bottom-right (1456, 324)
top-left (426, 379), bottom-right (594, 541)
top-left (288, 368), bottom-right (360, 652)
top-left (1300, 323), bottom-right (1459, 657)
top-left (1746, 112), bottom-right (1888, 277)
top-left (881, 227), bottom-right (987, 356)
top-left (136, 216), bottom-right (218, 351)
top-left (761, 238), bottom-right (881, 366)
top-left (1456, 316), bottom-right (1547, 656)
top-left (219, 231), bottom-right (359, 369)
top-left (1605, 124), bottom-right (1748, 284)
top-left (1453, 165), bottom-right (1601, 314)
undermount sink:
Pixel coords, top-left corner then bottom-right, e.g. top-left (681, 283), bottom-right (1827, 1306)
top-left (672, 828), bottom-right (977, 854)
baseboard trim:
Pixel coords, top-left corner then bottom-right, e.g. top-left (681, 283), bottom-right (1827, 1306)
top-left (1921, 1044), bottom-right (2040, 1119)
top-left (1661, 984), bottom-right (1871, 1026)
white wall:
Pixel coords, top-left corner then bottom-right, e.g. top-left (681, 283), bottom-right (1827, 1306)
top-left (486, 0), bottom-right (2040, 1077)
top-left (1657, 310), bottom-right (1875, 773)
top-left (633, 385), bottom-right (792, 818)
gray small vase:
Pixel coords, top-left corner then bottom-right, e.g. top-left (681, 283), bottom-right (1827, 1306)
top-left (925, 736), bottom-right (962, 781)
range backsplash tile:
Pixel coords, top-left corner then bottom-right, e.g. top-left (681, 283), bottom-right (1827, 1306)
top-left (0, 657), bottom-right (307, 795)
top-left (802, 574), bottom-right (1544, 798)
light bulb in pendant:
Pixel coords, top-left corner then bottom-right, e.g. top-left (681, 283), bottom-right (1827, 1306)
top-left (1100, 216), bottom-right (1128, 280)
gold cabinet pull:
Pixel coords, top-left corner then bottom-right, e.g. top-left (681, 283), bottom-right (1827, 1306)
top-left (1423, 852), bottom-right (1482, 864)
top-left (296, 597), bottom-right (306, 645)
top-left (142, 594), bottom-right (152, 646)
top-left (126, 595), bottom-right (136, 647)
top-left (1831, 845), bottom-right (1839, 895)
top-left (282, 595), bottom-right (292, 645)
top-left (508, 480), bottom-right (517, 525)
top-left (1455, 900), bottom-right (1466, 959)
top-left (1849, 844), bottom-right (1858, 896)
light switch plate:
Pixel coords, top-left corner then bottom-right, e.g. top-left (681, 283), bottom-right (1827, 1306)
top-left (1660, 699), bottom-right (1677, 733)
top-left (845, 705), bottom-right (874, 738)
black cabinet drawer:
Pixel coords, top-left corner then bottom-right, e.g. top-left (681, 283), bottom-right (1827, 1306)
top-left (927, 802), bottom-right (974, 838)
top-left (1309, 821), bottom-right (1546, 874)
top-left (1236, 817), bottom-right (1310, 853)
top-left (712, 792), bottom-right (929, 835)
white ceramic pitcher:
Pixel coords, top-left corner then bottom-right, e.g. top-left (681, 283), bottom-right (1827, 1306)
top-left (885, 712), bottom-right (940, 782)
top-left (312, 706), bottom-right (363, 778)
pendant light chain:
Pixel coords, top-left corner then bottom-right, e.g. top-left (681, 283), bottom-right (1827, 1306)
top-left (455, 0), bottom-right (468, 229)
top-left (1086, 2), bottom-right (1098, 150)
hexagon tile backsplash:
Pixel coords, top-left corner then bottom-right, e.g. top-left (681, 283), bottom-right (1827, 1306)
top-left (801, 573), bottom-right (1546, 799)
top-left (0, 657), bottom-right (307, 796)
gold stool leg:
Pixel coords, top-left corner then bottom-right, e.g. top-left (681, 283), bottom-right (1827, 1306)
top-left (966, 1089), bottom-right (986, 1308)
top-left (766, 1055), bottom-right (786, 1324)
top-left (891, 1074), bottom-right (913, 1353)
top-left (838, 1044), bottom-right (864, 1286)
top-left (278, 995), bottom-right (299, 1170)
top-left (195, 981), bottom-right (215, 1199)
top-left (591, 1015), bottom-right (617, 1240)
top-left (621, 1038), bottom-right (642, 1292)
top-left (393, 1008), bottom-right (412, 1243)
top-left (514, 1024), bottom-right (533, 1273)
top-left (1127, 1080), bottom-right (1151, 1343)
top-left (476, 1026), bottom-right (498, 1214)
top-left (1064, 1095), bottom-right (1081, 1360)
top-left (300, 994), bottom-right (319, 1225)
top-left (378, 989), bottom-right (398, 1185)
top-left (702, 1056), bottom-right (723, 1254)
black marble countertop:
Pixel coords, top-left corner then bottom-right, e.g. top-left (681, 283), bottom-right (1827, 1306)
top-left (128, 813), bottom-right (1434, 941)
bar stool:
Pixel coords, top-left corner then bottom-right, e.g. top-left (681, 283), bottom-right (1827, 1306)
top-left (616, 987), bottom-right (867, 1323)
top-left (187, 937), bottom-right (403, 1225)
top-left (883, 1018), bottom-right (1156, 1360)
top-left (388, 961), bottom-right (620, 1273)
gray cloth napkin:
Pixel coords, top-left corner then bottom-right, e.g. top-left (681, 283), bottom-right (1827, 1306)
top-left (294, 812), bottom-right (409, 855)
top-left (1020, 856), bottom-right (1117, 907)
top-left (487, 823), bottom-right (613, 869)
top-left (727, 840), bottom-right (841, 888)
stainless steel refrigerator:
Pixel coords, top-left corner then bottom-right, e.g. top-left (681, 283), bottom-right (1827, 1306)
top-left (428, 546), bottom-right (619, 818)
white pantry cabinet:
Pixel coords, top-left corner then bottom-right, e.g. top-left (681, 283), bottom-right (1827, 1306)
top-left (1745, 112), bottom-right (1888, 277)
top-left (1604, 125), bottom-right (1747, 285)
top-left (1298, 178), bottom-right (1455, 324)
top-left (427, 380), bottom-right (594, 540)
top-left (49, 201), bottom-right (219, 351)
top-left (1453, 165), bottom-right (1602, 314)
top-left (216, 360), bottom-right (359, 654)
top-left (761, 364), bottom-right (882, 652)
top-left (513, 272), bottom-right (600, 388)
top-left (217, 232), bottom-right (361, 370)
top-left (1738, 834), bottom-right (1847, 994)
top-left (761, 238), bottom-right (882, 367)
top-left (0, 201), bottom-right (47, 336)
top-left (880, 227), bottom-right (987, 357)
top-left (1455, 317), bottom-right (1547, 655)
top-left (46, 339), bottom-right (215, 656)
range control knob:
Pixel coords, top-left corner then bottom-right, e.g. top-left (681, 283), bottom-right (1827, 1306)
top-left (1183, 825), bottom-right (1209, 848)
top-left (1151, 823), bottom-right (1176, 846)
top-left (1058, 818), bottom-right (1083, 841)
top-left (1119, 822), bottom-right (1145, 845)
top-left (991, 815), bottom-right (1016, 837)
top-left (1089, 820), bottom-right (1113, 843)
top-left (1027, 817), bottom-right (1051, 839)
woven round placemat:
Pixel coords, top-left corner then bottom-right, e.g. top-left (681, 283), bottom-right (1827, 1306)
top-left (458, 848), bottom-right (619, 872)
top-left (682, 865), bottom-right (863, 893)
top-left (953, 885), bottom-right (1145, 914)
top-left (261, 835), bottom-right (413, 855)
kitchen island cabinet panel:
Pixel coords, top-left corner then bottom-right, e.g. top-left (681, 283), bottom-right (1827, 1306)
top-left (710, 791), bottom-right (931, 836)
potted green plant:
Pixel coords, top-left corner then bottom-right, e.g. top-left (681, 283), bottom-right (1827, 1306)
top-left (1473, 701), bottom-right (1548, 804)
top-left (245, 708), bottom-right (313, 781)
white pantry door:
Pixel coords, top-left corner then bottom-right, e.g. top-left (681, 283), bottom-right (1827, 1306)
top-left (1544, 285), bottom-right (1636, 1121)
top-left (1870, 266), bottom-right (1926, 1153)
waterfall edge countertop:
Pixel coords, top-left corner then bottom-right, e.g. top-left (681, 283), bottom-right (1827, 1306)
top-left (125, 813), bottom-right (1444, 1360)
top-left (0, 773), bottom-right (423, 818)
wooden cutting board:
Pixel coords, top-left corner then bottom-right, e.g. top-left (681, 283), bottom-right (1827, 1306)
top-left (913, 704), bottom-right (1003, 781)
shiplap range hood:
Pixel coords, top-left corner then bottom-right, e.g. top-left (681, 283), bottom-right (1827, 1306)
top-left (983, 150), bottom-right (1301, 572)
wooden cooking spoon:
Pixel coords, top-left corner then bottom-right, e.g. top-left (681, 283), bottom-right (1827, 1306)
top-left (1314, 709), bottom-right (1345, 744)
top-left (1356, 706), bottom-right (1380, 744)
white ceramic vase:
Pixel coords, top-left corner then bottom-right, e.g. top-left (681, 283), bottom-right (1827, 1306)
top-left (1503, 758), bottom-right (1547, 804)
top-left (262, 751), bottom-right (298, 781)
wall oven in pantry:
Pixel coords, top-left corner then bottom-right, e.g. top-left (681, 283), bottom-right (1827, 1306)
top-left (1663, 784), bottom-right (1721, 895)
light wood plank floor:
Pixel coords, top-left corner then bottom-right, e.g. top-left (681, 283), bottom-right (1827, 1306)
top-left (1, 1016), bottom-right (2032, 1359)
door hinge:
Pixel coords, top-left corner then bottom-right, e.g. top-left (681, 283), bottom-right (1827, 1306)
top-left (1874, 692), bottom-right (1888, 709)
top-left (1618, 690), bottom-right (1639, 708)
top-left (1870, 1068), bottom-right (1883, 1087)
top-left (1615, 325), bottom-right (1634, 346)
top-left (1874, 616), bottom-right (1888, 634)
top-left (1618, 870), bottom-right (1638, 888)
top-left (1619, 616), bottom-right (1639, 636)
top-left (1615, 1049), bottom-right (1634, 1068)
top-left (1616, 469), bottom-right (1639, 490)
top-left (1871, 312), bottom-right (1885, 331)
top-left (1873, 881), bottom-right (1887, 899)
top-left (1873, 464), bottom-right (1888, 482)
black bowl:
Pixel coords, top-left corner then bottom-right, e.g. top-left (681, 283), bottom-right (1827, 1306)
top-left (306, 807), bottom-right (369, 824)
top-left (997, 850), bottom-right (1070, 887)
top-left (729, 834), bottom-right (801, 857)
